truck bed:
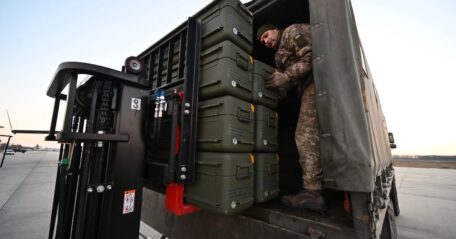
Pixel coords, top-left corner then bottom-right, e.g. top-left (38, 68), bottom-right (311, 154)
top-left (141, 188), bottom-right (357, 239)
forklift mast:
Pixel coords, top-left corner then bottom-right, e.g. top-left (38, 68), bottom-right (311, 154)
top-left (45, 17), bottom-right (201, 239)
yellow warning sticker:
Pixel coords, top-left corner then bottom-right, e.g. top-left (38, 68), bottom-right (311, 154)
top-left (123, 189), bottom-right (135, 214)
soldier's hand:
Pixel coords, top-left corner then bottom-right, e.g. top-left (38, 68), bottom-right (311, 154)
top-left (265, 72), bottom-right (290, 88)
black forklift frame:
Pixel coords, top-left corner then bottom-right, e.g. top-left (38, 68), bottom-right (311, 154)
top-left (45, 62), bottom-right (146, 142)
top-left (45, 61), bottom-right (149, 239)
top-left (140, 17), bottom-right (201, 185)
top-left (176, 16), bottom-right (201, 184)
top-left (44, 17), bottom-right (201, 239)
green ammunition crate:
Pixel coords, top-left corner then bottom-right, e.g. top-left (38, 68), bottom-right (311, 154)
top-left (254, 153), bottom-right (280, 203)
top-left (254, 105), bottom-right (278, 152)
top-left (199, 0), bottom-right (253, 52)
top-left (252, 60), bottom-right (278, 109)
top-left (200, 41), bottom-right (253, 101)
top-left (185, 152), bottom-right (254, 214)
top-left (139, 0), bottom-right (252, 91)
top-left (198, 96), bottom-right (254, 152)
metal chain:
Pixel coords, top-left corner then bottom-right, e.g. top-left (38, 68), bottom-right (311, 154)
top-left (98, 81), bottom-right (114, 131)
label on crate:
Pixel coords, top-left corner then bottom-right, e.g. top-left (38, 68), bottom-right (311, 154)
top-left (123, 189), bottom-right (135, 214)
top-left (131, 98), bottom-right (141, 110)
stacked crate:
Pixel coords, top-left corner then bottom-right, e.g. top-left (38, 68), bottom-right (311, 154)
top-left (185, 0), bottom-right (255, 214)
top-left (251, 60), bottom-right (280, 203)
top-left (142, 0), bottom-right (253, 91)
top-left (142, 0), bottom-right (281, 214)
top-left (140, 0), bottom-right (255, 215)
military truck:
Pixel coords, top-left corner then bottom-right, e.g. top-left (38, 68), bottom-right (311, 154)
top-left (139, 0), bottom-right (399, 238)
top-left (41, 0), bottom-right (398, 238)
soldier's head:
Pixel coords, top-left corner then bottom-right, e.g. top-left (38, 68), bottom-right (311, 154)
top-left (257, 23), bottom-right (280, 49)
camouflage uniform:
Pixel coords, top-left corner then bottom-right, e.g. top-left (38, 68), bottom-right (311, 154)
top-left (275, 24), bottom-right (323, 190)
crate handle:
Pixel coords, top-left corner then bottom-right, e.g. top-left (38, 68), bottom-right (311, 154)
top-left (198, 113), bottom-right (221, 118)
top-left (234, 139), bottom-right (254, 145)
top-left (267, 114), bottom-right (277, 128)
top-left (262, 68), bottom-right (274, 76)
top-left (201, 46), bottom-right (223, 58)
top-left (236, 53), bottom-right (249, 71)
top-left (196, 160), bottom-right (222, 167)
top-left (200, 79), bottom-right (221, 88)
top-left (267, 142), bottom-right (279, 146)
top-left (262, 92), bottom-right (277, 101)
top-left (268, 163), bottom-right (278, 175)
top-left (237, 107), bottom-right (251, 122)
top-left (236, 30), bottom-right (253, 45)
top-left (199, 102), bottom-right (224, 110)
top-left (197, 138), bottom-right (222, 143)
top-left (186, 195), bottom-right (219, 207)
top-left (233, 81), bottom-right (252, 92)
top-left (236, 163), bottom-right (250, 180)
top-left (202, 26), bottom-right (223, 40)
top-left (199, 102), bottom-right (223, 118)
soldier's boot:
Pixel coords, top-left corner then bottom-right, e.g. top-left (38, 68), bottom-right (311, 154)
top-left (280, 189), bottom-right (326, 212)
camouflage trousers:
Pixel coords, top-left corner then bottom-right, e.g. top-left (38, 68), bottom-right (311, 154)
top-left (295, 82), bottom-right (323, 190)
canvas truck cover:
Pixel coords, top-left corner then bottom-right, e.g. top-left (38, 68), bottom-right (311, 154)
top-left (308, 0), bottom-right (392, 192)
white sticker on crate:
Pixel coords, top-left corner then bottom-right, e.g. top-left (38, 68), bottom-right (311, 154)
top-left (123, 189), bottom-right (135, 214)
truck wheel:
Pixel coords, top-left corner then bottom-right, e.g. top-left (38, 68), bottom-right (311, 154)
top-left (390, 175), bottom-right (400, 216)
top-left (380, 201), bottom-right (397, 239)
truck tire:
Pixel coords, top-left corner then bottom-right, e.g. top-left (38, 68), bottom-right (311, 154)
top-left (390, 175), bottom-right (400, 216)
top-left (380, 201), bottom-right (397, 239)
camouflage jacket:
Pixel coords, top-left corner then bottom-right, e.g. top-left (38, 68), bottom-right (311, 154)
top-left (275, 23), bottom-right (312, 87)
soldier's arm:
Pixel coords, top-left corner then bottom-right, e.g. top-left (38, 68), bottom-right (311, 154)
top-left (283, 24), bottom-right (313, 82)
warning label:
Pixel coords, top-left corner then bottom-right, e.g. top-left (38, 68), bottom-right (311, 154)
top-left (123, 190), bottom-right (135, 214)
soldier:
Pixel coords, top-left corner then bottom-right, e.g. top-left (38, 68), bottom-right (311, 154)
top-left (257, 23), bottom-right (325, 211)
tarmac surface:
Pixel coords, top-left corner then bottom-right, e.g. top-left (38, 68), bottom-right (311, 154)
top-left (0, 151), bottom-right (56, 239)
top-left (393, 166), bottom-right (456, 239)
top-left (0, 151), bottom-right (455, 239)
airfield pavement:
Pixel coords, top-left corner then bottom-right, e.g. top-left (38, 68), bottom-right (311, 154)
top-left (0, 151), bottom-right (455, 239)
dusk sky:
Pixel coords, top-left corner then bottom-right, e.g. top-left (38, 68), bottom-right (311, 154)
top-left (1, 0), bottom-right (455, 155)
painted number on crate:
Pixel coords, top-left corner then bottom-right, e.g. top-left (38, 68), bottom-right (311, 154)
top-left (131, 98), bottom-right (141, 110)
top-left (123, 189), bottom-right (135, 214)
